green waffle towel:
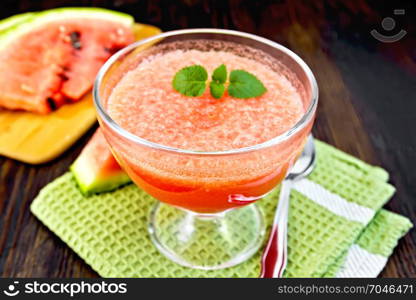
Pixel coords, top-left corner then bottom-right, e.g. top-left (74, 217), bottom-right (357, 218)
top-left (30, 140), bottom-right (412, 277)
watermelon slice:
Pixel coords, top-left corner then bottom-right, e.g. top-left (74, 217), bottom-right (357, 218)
top-left (0, 8), bottom-right (135, 114)
top-left (70, 128), bottom-right (131, 195)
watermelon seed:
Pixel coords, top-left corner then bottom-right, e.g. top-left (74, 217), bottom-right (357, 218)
top-left (47, 98), bottom-right (57, 111)
top-left (59, 73), bottom-right (69, 81)
top-left (69, 31), bottom-right (82, 50)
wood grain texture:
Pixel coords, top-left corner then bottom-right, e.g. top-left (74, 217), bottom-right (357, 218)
top-left (0, 0), bottom-right (415, 278)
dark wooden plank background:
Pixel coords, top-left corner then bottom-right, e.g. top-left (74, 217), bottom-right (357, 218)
top-left (0, 0), bottom-right (415, 278)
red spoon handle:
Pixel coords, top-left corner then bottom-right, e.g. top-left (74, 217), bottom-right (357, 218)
top-left (260, 225), bottom-right (279, 278)
top-left (260, 180), bottom-right (292, 278)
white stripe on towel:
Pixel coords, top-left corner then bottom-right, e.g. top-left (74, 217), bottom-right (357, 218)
top-left (293, 178), bottom-right (375, 224)
top-left (336, 244), bottom-right (388, 278)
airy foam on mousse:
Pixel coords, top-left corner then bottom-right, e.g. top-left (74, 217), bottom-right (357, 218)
top-left (107, 40), bottom-right (305, 152)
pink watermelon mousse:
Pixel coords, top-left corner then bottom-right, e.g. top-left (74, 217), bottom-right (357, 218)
top-left (108, 49), bottom-right (305, 151)
top-left (102, 44), bottom-right (308, 212)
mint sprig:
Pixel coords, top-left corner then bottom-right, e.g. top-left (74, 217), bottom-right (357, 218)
top-left (172, 64), bottom-right (267, 99)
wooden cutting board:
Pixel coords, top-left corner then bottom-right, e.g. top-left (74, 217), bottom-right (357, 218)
top-left (0, 23), bottom-right (161, 164)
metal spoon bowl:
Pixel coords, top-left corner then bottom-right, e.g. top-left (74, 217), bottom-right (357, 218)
top-left (288, 135), bottom-right (316, 180)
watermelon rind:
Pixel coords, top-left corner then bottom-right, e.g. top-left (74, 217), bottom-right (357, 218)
top-left (70, 152), bottom-right (132, 196)
top-left (0, 12), bottom-right (35, 32)
top-left (0, 7), bottom-right (134, 51)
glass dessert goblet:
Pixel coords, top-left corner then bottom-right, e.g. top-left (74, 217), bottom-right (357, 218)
top-left (94, 29), bottom-right (318, 270)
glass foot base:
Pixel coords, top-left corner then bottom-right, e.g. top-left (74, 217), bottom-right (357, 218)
top-left (148, 202), bottom-right (265, 270)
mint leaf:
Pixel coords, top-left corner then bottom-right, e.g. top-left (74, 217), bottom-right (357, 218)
top-left (210, 81), bottom-right (225, 99)
top-left (210, 64), bottom-right (227, 98)
top-left (173, 65), bottom-right (208, 97)
top-left (212, 64), bottom-right (227, 84)
top-left (228, 70), bottom-right (267, 98)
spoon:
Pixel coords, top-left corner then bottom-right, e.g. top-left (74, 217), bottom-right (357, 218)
top-left (260, 135), bottom-right (316, 278)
